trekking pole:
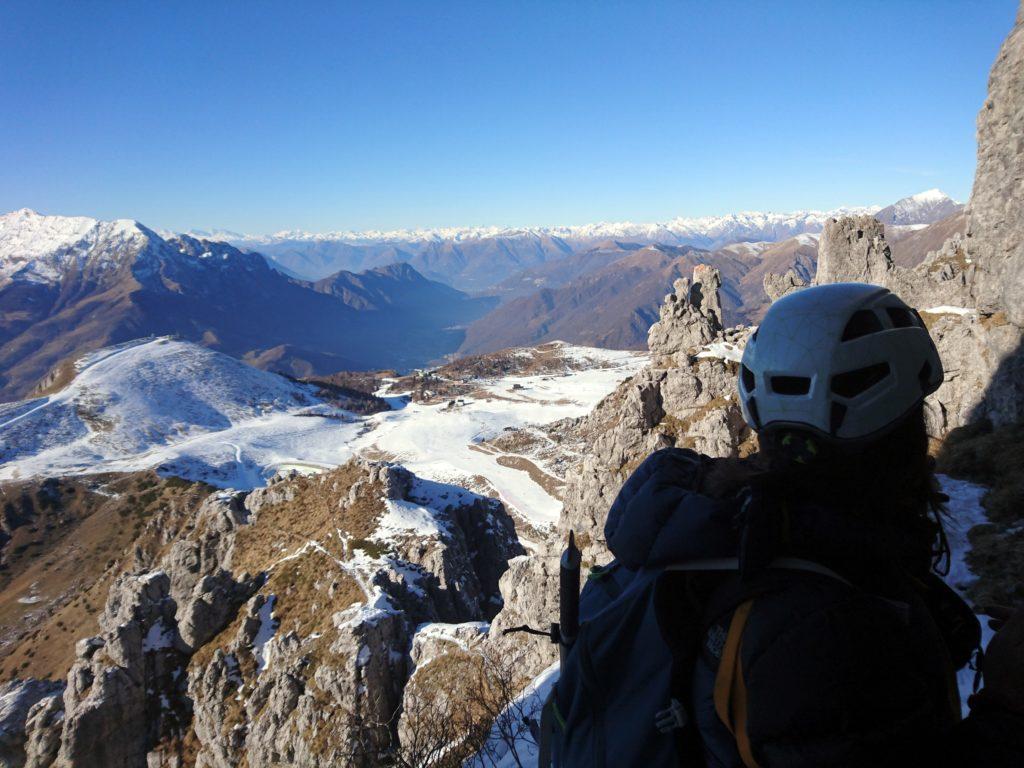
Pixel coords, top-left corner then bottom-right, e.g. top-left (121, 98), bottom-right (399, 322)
top-left (558, 530), bottom-right (582, 665)
top-left (536, 531), bottom-right (582, 768)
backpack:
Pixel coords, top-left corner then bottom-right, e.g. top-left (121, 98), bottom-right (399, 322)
top-left (539, 556), bottom-right (854, 767)
top-left (534, 448), bottom-right (980, 768)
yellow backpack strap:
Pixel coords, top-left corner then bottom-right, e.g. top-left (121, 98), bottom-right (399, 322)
top-left (713, 599), bottom-right (762, 768)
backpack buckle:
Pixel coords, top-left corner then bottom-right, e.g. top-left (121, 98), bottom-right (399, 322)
top-left (654, 698), bottom-right (689, 733)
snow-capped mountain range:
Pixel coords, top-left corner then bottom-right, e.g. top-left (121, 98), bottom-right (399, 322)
top-left (198, 189), bottom-right (958, 248)
top-left (180, 189), bottom-right (960, 286)
top-left (0, 207), bottom-right (266, 287)
top-left (1, 208), bottom-right (155, 285)
top-left (211, 207), bottom-right (881, 247)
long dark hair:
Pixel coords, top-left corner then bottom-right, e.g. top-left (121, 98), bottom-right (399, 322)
top-left (703, 404), bottom-right (950, 577)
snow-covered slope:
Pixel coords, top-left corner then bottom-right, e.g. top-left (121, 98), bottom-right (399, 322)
top-left (0, 208), bottom-right (151, 285)
top-left (0, 208), bottom-right (276, 288)
top-left (0, 338), bottom-right (647, 526)
top-left (0, 338), bottom-right (333, 486)
top-left (361, 346), bottom-right (648, 526)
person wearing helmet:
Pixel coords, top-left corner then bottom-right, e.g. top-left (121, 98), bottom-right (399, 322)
top-left (594, 283), bottom-right (1024, 767)
top-left (738, 282), bottom-right (942, 443)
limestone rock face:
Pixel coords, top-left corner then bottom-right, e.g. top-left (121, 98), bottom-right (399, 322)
top-left (22, 694), bottom-right (63, 768)
top-left (7, 459), bottom-right (524, 768)
top-left (396, 621), bottom-right (491, 751)
top-left (815, 215), bottom-right (895, 286)
top-left (188, 594), bottom-right (409, 768)
top-left (965, 4), bottom-right (1024, 325)
top-left (10, 491), bottom-right (260, 768)
top-left (179, 461), bottom-right (523, 768)
top-left (0, 679), bottom-right (63, 768)
top-left (163, 493), bottom-right (258, 650)
top-left (763, 268), bottom-right (808, 302)
top-left (58, 571), bottom-right (187, 768)
top-left (647, 265), bottom-right (724, 362)
top-left (488, 554), bottom-right (561, 673)
top-left (922, 310), bottom-right (1023, 433)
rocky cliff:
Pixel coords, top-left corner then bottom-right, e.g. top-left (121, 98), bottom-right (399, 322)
top-left (0, 461), bottom-right (522, 767)
top-left (966, 3), bottom-right (1024, 326)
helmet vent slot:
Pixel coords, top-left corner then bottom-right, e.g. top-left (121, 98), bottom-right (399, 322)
top-left (747, 396), bottom-right (761, 428)
top-left (841, 310), bottom-right (883, 341)
top-left (831, 362), bottom-right (891, 399)
top-left (830, 402), bottom-right (848, 434)
top-left (770, 376), bottom-right (810, 395)
top-left (741, 365), bottom-right (756, 392)
top-left (886, 307), bottom-right (918, 328)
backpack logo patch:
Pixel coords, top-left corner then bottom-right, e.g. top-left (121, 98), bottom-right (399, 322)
top-left (706, 622), bottom-right (727, 659)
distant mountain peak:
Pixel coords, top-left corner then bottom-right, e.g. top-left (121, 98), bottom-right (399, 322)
top-left (370, 261), bottom-right (423, 279)
top-left (874, 189), bottom-right (963, 227)
top-left (0, 209), bottom-right (152, 285)
top-left (910, 188), bottom-right (954, 203)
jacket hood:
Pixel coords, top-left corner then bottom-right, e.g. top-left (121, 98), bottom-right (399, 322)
top-left (604, 448), bottom-right (738, 569)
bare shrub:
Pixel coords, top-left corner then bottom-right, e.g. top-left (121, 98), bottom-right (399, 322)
top-left (354, 646), bottom-right (545, 768)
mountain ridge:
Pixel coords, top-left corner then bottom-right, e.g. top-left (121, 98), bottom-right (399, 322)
top-left (180, 190), bottom-right (961, 286)
top-left (187, 189), bottom-right (959, 247)
top-left (0, 212), bottom-right (494, 401)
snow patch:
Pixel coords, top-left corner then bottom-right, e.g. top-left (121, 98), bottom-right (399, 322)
top-left (696, 341), bottom-right (744, 363)
top-left (253, 596), bottom-right (279, 673)
top-left (356, 645), bottom-right (372, 668)
top-left (378, 499), bottom-right (449, 538)
top-left (921, 306), bottom-right (975, 316)
top-left (937, 475), bottom-right (995, 715)
top-left (142, 619), bottom-right (175, 652)
top-left (470, 662), bottom-right (560, 768)
top-left (911, 188), bottom-right (952, 203)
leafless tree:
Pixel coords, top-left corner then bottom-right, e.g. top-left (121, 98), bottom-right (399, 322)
top-left (352, 647), bottom-right (546, 768)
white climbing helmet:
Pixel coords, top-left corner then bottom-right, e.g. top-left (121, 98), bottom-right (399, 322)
top-left (738, 283), bottom-right (943, 443)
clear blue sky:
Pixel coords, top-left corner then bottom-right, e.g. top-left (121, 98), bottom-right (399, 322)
top-left (0, 0), bottom-right (1018, 233)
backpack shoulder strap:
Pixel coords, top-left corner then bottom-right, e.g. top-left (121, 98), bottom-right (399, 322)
top-left (713, 598), bottom-right (761, 768)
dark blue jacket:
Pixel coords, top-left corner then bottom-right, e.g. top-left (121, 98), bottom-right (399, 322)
top-left (570, 447), bottom-right (1024, 767)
